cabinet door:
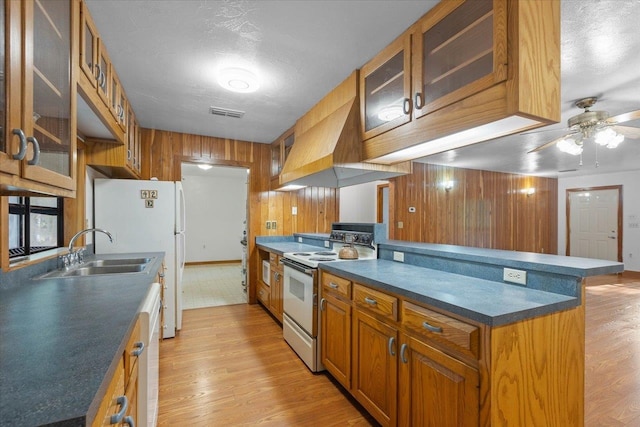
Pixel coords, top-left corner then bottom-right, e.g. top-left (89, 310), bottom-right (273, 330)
top-left (270, 269), bottom-right (283, 321)
top-left (320, 292), bottom-right (352, 389)
top-left (352, 309), bottom-right (398, 427)
top-left (0, 0), bottom-right (21, 176)
top-left (360, 33), bottom-right (412, 141)
top-left (79, 1), bottom-right (98, 88)
top-left (398, 335), bottom-right (479, 427)
top-left (96, 40), bottom-right (111, 106)
top-left (412, 0), bottom-right (507, 118)
top-left (22, 0), bottom-right (76, 191)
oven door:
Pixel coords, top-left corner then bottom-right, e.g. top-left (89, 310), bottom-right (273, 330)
top-left (283, 265), bottom-right (317, 337)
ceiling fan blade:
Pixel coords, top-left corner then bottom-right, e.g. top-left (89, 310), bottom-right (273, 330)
top-left (527, 134), bottom-right (572, 154)
top-left (519, 126), bottom-right (568, 136)
top-left (613, 125), bottom-right (640, 139)
top-left (607, 109), bottom-right (640, 124)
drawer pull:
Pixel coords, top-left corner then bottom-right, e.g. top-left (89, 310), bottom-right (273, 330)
top-left (329, 282), bottom-right (339, 289)
top-left (400, 343), bottom-right (408, 364)
top-left (388, 336), bottom-right (396, 357)
top-left (110, 395), bottom-right (128, 424)
top-left (364, 297), bottom-right (377, 306)
top-left (422, 321), bottom-right (443, 334)
top-left (132, 341), bottom-right (145, 357)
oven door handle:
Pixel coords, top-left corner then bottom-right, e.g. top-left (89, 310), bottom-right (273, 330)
top-left (281, 258), bottom-right (315, 275)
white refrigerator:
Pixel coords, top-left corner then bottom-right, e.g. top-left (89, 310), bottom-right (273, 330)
top-left (94, 179), bottom-right (186, 339)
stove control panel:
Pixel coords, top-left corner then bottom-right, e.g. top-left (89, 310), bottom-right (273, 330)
top-left (330, 231), bottom-right (374, 248)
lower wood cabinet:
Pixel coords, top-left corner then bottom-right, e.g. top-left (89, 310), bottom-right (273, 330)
top-left (320, 292), bottom-right (351, 389)
top-left (352, 308), bottom-right (398, 427)
top-left (319, 270), bottom-right (586, 427)
top-left (257, 251), bottom-right (283, 322)
top-left (398, 335), bottom-right (479, 427)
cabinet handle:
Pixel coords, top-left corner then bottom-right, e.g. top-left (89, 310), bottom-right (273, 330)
top-left (123, 415), bottom-right (135, 427)
top-left (320, 297), bottom-right (326, 311)
top-left (400, 343), bottom-right (408, 364)
top-left (274, 272), bottom-right (280, 281)
top-left (364, 297), bottom-right (377, 306)
top-left (127, 149), bottom-right (132, 160)
top-left (422, 321), bottom-right (443, 334)
top-left (11, 129), bottom-right (27, 160)
top-left (388, 336), bottom-right (396, 357)
top-left (329, 282), bottom-right (339, 289)
top-left (403, 97), bottom-right (412, 115)
top-left (414, 92), bottom-right (424, 109)
top-left (132, 341), bottom-right (145, 357)
top-left (26, 136), bottom-right (40, 166)
top-left (94, 64), bottom-right (101, 81)
top-left (110, 395), bottom-right (128, 424)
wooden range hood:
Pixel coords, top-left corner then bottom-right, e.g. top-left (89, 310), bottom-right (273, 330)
top-left (278, 71), bottom-right (411, 189)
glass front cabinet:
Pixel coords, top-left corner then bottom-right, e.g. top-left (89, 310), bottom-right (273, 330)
top-left (360, 0), bottom-right (507, 141)
top-left (1, 0), bottom-right (77, 196)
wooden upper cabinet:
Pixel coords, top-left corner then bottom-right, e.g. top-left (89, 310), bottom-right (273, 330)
top-left (1, 0), bottom-right (77, 196)
top-left (412, 0), bottom-right (506, 118)
top-left (96, 40), bottom-right (111, 106)
top-left (79, 1), bottom-right (98, 88)
top-left (269, 126), bottom-right (294, 189)
top-left (0, 0), bottom-right (20, 177)
top-left (360, 34), bottom-right (412, 140)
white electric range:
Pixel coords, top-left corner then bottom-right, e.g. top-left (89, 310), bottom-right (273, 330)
top-left (280, 223), bottom-right (384, 372)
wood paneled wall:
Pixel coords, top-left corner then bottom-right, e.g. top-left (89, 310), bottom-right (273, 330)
top-left (389, 163), bottom-right (557, 254)
top-left (140, 129), bottom-right (339, 302)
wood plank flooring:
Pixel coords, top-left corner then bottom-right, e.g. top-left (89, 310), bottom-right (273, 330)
top-left (158, 274), bottom-right (640, 426)
top-left (158, 304), bottom-right (377, 426)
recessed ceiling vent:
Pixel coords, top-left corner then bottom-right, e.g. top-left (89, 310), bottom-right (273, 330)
top-left (209, 106), bottom-right (245, 118)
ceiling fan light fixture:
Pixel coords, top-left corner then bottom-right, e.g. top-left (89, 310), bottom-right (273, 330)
top-left (594, 127), bottom-right (624, 148)
top-left (556, 136), bottom-right (583, 155)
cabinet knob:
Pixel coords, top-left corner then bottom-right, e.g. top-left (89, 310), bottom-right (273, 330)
top-left (26, 136), bottom-right (40, 166)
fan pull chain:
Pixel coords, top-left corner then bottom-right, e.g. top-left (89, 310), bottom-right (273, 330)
top-left (595, 143), bottom-right (599, 168)
top-left (579, 151), bottom-right (583, 166)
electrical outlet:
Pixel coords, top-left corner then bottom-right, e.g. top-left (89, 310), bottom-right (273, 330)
top-left (266, 221), bottom-right (271, 230)
top-left (298, 237), bottom-right (303, 243)
top-left (324, 240), bottom-right (330, 248)
top-left (397, 221), bottom-right (404, 229)
top-left (271, 221), bottom-right (277, 230)
top-left (503, 268), bottom-right (527, 285)
top-left (393, 251), bottom-right (404, 262)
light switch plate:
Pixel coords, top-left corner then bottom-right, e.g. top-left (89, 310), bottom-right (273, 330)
top-left (298, 237), bottom-right (303, 243)
top-left (503, 268), bottom-right (527, 285)
top-left (292, 206), bottom-right (297, 215)
top-left (393, 251), bottom-right (404, 262)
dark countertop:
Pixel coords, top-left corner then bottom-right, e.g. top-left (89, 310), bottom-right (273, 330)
top-left (0, 252), bottom-right (164, 427)
top-left (320, 259), bottom-right (578, 327)
top-left (256, 241), bottom-right (327, 256)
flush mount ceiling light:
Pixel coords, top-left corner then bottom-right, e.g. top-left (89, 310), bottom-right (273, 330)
top-left (198, 164), bottom-right (213, 170)
top-left (217, 67), bottom-right (260, 93)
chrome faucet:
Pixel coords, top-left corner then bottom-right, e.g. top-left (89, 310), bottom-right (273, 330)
top-left (61, 228), bottom-right (114, 269)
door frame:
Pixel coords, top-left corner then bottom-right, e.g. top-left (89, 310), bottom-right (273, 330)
top-left (566, 185), bottom-right (623, 262)
top-left (377, 183), bottom-right (389, 223)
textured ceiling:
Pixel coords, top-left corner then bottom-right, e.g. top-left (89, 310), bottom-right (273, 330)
top-left (84, 0), bottom-right (640, 179)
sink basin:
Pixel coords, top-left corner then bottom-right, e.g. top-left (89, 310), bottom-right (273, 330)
top-left (63, 265), bottom-right (147, 276)
top-left (84, 258), bottom-right (151, 267)
top-left (35, 257), bottom-right (153, 279)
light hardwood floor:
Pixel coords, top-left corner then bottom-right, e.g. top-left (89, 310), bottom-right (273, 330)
top-left (158, 274), bottom-right (640, 426)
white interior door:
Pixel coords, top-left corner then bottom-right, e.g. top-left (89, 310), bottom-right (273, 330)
top-left (569, 188), bottom-right (619, 261)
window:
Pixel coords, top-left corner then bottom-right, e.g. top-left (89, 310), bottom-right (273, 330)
top-left (8, 196), bottom-right (64, 259)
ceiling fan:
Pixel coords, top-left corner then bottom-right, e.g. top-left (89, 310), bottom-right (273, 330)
top-left (528, 97), bottom-right (640, 156)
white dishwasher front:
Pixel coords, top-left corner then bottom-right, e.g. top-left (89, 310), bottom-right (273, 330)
top-left (139, 282), bottom-right (161, 427)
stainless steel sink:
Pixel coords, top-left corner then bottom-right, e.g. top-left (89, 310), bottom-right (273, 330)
top-left (84, 258), bottom-right (151, 267)
top-left (35, 257), bottom-right (153, 279)
top-left (63, 265), bottom-right (147, 276)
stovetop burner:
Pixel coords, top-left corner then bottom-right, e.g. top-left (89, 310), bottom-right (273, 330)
top-left (308, 257), bottom-right (336, 261)
top-left (313, 251), bottom-right (337, 256)
top-left (292, 252), bottom-right (313, 256)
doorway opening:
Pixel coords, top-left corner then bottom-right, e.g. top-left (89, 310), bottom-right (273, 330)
top-left (180, 163), bottom-right (249, 309)
top-left (566, 185), bottom-right (622, 262)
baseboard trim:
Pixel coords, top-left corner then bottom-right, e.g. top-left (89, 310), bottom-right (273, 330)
top-left (622, 270), bottom-right (640, 279)
top-left (185, 260), bottom-right (242, 266)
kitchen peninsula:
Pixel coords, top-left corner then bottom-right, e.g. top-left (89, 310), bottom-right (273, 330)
top-left (257, 234), bottom-right (622, 426)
